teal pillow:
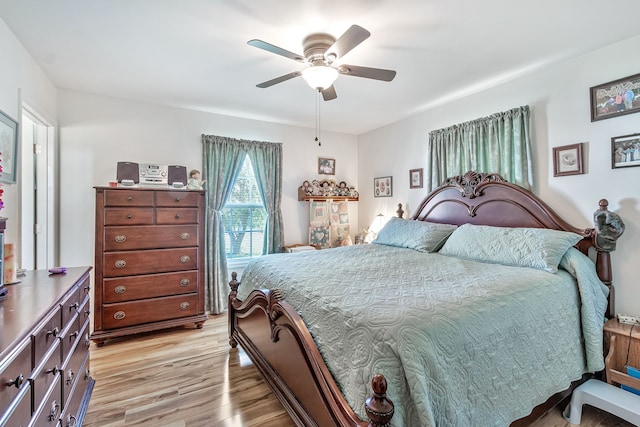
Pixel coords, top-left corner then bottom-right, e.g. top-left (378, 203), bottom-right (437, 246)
top-left (372, 217), bottom-right (457, 253)
top-left (439, 223), bottom-right (583, 273)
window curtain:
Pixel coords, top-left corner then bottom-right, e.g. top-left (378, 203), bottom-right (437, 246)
top-left (201, 134), bottom-right (284, 314)
top-left (426, 105), bottom-right (533, 191)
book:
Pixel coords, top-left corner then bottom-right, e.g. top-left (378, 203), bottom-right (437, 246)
top-left (621, 366), bottom-right (640, 396)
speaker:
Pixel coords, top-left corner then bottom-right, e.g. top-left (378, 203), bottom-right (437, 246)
top-left (168, 165), bottom-right (187, 187)
top-left (116, 162), bottom-right (139, 183)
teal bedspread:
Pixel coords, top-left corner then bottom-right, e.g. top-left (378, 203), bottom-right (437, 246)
top-left (237, 244), bottom-right (608, 426)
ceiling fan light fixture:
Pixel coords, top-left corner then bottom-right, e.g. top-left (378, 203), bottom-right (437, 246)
top-left (301, 66), bottom-right (338, 90)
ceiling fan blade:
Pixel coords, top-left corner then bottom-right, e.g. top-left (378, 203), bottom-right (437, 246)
top-left (321, 85), bottom-right (337, 101)
top-left (248, 39), bottom-right (306, 62)
top-left (338, 64), bottom-right (396, 82)
top-left (256, 71), bottom-right (302, 88)
top-left (325, 25), bottom-right (370, 61)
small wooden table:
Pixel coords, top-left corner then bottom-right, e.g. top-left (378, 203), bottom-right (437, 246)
top-left (603, 318), bottom-right (640, 392)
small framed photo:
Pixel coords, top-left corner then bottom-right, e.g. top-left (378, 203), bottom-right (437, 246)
top-left (590, 72), bottom-right (640, 122)
top-left (374, 176), bottom-right (392, 197)
top-left (409, 168), bottom-right (423, 189)
top-left (318, 157), bottom-right (335, 175)
top-left (0, 109), bottom-right (18, 184)
top-left (553, 143), bottom-right (584, 177)
top-left (611, 133), bottom-right (640, 169)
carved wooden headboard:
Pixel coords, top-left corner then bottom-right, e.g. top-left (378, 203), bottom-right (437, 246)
top-left (411, 171), bottom-right (617, 317)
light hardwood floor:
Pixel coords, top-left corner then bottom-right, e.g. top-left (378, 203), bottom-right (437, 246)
top-left (84, 314), bottom-right (634, 427)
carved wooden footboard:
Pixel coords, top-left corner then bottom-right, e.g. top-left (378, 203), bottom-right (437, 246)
top-left (228, 273), bottom-right (394, 427)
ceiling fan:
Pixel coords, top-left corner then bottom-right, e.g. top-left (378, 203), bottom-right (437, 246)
top-left (248, 25), bottom-right (396, 101)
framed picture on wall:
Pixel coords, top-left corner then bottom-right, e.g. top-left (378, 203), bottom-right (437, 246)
top-left (409, 168), bottom-right (423, 188)
top-left (0, 109), bottom-right (18, 184)
top-left (374, 176), bottom-right (392, 197)
top-left (611, 133), bottom-right (640, 169)
top-left (590, 72), bottom-right (640, 122)
top-left (552, 143), bottom-right (584, 177)
top-left (318, 157), bottom-right (335, 175)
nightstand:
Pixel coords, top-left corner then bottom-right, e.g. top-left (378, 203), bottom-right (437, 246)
top-left (603, 318), bottom-right (640, 392)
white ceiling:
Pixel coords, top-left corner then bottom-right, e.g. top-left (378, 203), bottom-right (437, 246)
top-left (2, 0), bottom-right (640, 135)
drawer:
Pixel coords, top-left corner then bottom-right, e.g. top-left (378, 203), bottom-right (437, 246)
top-left (103, 247), bottom-right (198, 277)
top-left (0, 339), bottom-right (31, 415)
top-left (76, 296), bottom-right (91, 333)
top-left (103, 271), bottom-right (199, 303)
top-left (59, 353), bottom-right (90, 427)
top-left (104, 207), bottom-right (154, 225)
top-left (62, 321), bottom-right (89, 407)
top-left (156, 208), bottom-right (199, 224)
top-left (102, 293), bottom-right (199, 329)
top-left (104, 225), bottom-right (198, 251)
top-left (77, 274), bottom-right (91, 303)
top-left (155, 190), bottom-right (200, 207)
top-left (60, 285), bottom-right (82, 328)
top-left (32, 306), bottom-right (62, 365)
top-left (104, 189), bottom-right (154, 207)
top-left (31, 341), bottom-right (62, 409)
top-left (31, 374), bottom-right (61, 427)
top-left (60, 316), bottom-right (85, 367)
top-left (0, 383), bottom-right (32, 427)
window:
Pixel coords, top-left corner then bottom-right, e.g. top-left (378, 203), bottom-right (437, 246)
top-left (221, 155), bottom-right (266, 258)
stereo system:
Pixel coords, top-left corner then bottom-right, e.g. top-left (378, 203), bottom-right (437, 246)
top-left (116, 162), bottom-right (188, 188)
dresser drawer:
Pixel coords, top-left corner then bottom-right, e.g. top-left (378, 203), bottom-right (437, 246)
top-left (60, 315), bottom-right (85, 367)
top-left (59, 353), bottom-right (90, 427)
top-left (103, 247), bottom-right (198, 277)
top-left (104, 225), bottom-right (198, 250)
top-left (155, 190), bottom-right (200, 207)
top-left (31, 341), bottom-right (62, 409)
top-left (32, 306), bottom-right (62, 364)
top-left (31, 374), bottom-right (61, 427)
top-left (104, 207), bottom-right (154, 225)
top-left (62, 321), bottom-right (89, 407)
top-left (102, 293), bottom-right (199, 329)
top-left (103, 271), bottom-right (199, 303)
top-left (0, 383), bottom-right (32, 427)
top-left (60, 285), bottom-right (83, 328)
top-left (0, 339), bottom-right (31, 414)
top-left (156, 208), bottom-right (199, 224)
top-left (105, 189), bottom-right (154, 206)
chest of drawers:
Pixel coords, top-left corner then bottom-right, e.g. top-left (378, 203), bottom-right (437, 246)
top-left (0, 267), bottom-right (93, 427)
top-left (91, 187), bottom-right (207, 346)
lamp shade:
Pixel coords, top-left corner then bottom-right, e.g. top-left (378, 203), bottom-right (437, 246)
top-left (301, 66), bottom-right (339, 90)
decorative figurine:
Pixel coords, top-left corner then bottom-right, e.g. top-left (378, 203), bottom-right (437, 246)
top-left (187, 169), bottom-right (205, 190)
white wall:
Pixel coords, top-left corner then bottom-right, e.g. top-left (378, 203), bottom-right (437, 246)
top-left (57, 90), bottom-right (359, 265)
top-left (0, 18), bottom-right (57, 246)
top-left (358, 35), bottom-right (640, 317)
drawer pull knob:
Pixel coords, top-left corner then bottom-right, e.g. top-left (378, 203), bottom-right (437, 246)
top-left (67, 414), bottom-right (78, 427)
top-left (114, 285), bottom-right (127, 294)
top-left (47, 327), bottom-right (60, 338)
top-left (84, 285), bottom-right (91, 292)
top-left (175, 197), bottom-right (181, 202)
top-left (180, 278), bottom-right (190, 287)
top-left (69, 302), bottom-right (80, 311)
top-left (115, 260), bottom-right (126, 268)
top-left (180, 232), bottom-right (190, 240)
top-left (115, 235), bottom-right (127, 243)
top-left (180, 255), bottom-right (191, 263)
top-left (49, 401), bottom-right (60, 422)
top-left (85, 367), bottom-right (90, 380)
top-left (126, 214), bottom-right (133, 219)
top-left (175, 213), bottom-right (181, 219)
top-left (70, 330), bottom-right (79, 340)
top-left (127, 196), bottom-right (133, 201)
top-left (66, 369), bottom-right (75, 385)
top-left (114, 311), bottom-right (126, 320)
top-left (46, 365), bottom-right (60, 376)
top-left (6, 374), bottom-right (24, 389)
top-left (180, 302), bottom-right (190, 311)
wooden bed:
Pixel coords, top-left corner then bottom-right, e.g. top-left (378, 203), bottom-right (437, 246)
top-left (228, 171), bottom-right (618, 426)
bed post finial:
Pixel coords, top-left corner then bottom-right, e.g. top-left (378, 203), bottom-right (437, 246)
top-left (365, 374), bottom-right (394, 427)
top-left (396, 203), bottom-right (404, 218)
top-left (593, 199), bottom-right (624, 319)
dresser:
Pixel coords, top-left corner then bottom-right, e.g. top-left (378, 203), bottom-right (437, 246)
top-left (91, 187), bottom-right (207, 346)
top-left (0, 267), bottom-right (94, 427)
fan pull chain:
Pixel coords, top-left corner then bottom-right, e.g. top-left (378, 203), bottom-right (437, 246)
top-left (315, 89), bottom-right (321, 146)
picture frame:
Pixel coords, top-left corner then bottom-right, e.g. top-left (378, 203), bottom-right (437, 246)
top-left (374, 176), bottom-right (392, 197)
top-left (318, 157), bottom-right (335, 175)
top-left (611, 133), bottom-right (640, 169)
top-left (589, 72), bottom-right (640, 122)
top-left (552, 143), bottom-right (584, 177)
top-left (409, 168), bottom-right (423, 189)
top-left (0, 109), bottom-right (18, 184)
